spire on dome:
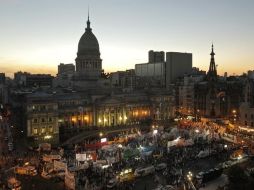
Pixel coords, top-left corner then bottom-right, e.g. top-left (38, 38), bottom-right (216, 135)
top-left (86, 7), bottom-right (91, 31)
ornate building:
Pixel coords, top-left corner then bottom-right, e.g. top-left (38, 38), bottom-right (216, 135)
top-left (239, 78), bottom-right (254, 127)
top-left (25, 93), bottom-right (59, 145)
top-left (75, 15), bottom-right (102, 80)
top-left (194, 45), bottom-right (244, 118)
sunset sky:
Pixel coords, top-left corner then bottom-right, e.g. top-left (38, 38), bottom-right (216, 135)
top-left (0, 0), bottom-right (254, 77)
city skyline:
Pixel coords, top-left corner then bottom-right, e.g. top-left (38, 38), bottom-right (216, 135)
top-left (1, 0), bottom-right (254, 77)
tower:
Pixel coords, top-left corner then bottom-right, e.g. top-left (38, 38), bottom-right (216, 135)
top-left (207, 44), bottom-right (217, 82)
top-left (75, 14), bottom-right (102, 80)
top-left (207, 44), bottom-right (217, 117)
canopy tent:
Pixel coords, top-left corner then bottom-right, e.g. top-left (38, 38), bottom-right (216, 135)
top-left (123, 148), bottom-right (140, 160)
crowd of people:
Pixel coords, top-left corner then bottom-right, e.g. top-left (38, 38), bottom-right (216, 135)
top-left (1, 117), bottom-right (251, 190)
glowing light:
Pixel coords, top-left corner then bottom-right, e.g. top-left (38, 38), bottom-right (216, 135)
top-left (99, 132), bottom-right (103, 137)
top-left (119, 116), bottom-right (122, 121)
top-left (83, 115), bottom-right (89, 121)
top-left (124, 116), bottom-right (127, 120)
top-left (98, 118), bottom-right (102, 123)
top-left (153, 129), bottom-right (158, 135)
top-left (44, 135), bottom-right (52, 139)
top-left (101, 138), bottom-right (107, 143)
top-left (71, 117), bottom-right (77, 122)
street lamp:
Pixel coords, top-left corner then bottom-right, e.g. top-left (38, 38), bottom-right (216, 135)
top-left (187, 171), bottom-right (196, 190)
top-left (232, 110), bottom-right (237, 124)
top-left (153, 129), bottom-right (158, 135)
top-left (99, 132), bottom-right (103, 137)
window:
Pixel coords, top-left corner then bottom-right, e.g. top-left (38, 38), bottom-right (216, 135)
top-left (245, 121), bottom-right (247, 126)
top-left (33, 119), bottom-right (38, 123)
top-left (33, 128), bottom-right (38, 135)
top-left (245, 114), bottom-right (248, 119)
top-left (41, 118), bottom-right (45, 123)
top-left (251, 122), bottom-right (254, 127)
top-left (48, 117), bottom-right (52, 122)
top-left (41, 127), bottom-right (46, 133)
top-left (41, 105), bottom-right (46, 110)
top-left (49, 126), bottom-right (53, 133)
top-left (251, 114), bottom-right (254, 119)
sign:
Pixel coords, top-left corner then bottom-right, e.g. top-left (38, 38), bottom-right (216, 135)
top-left (42, 154), bottom-right (61, 162)
top-left (76, 153), bottom-right (86, 162)
top-left (101, 138), bottom-right (107, 143)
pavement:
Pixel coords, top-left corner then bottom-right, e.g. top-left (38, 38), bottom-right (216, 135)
top-left (62, 125), bottom-right (146, 146)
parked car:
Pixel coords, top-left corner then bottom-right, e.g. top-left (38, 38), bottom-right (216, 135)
top-left (107, 178), bottom-right (118, 189)
top-left (155, 163), bottom-right (167, 171)
top-left (134, 166), bottom-right (155, 177)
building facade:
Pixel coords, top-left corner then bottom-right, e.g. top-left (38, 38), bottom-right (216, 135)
top-left (194, 45), bottom-right (244, 118)
top-left (148, 50), bottom-right (165, 63)
top-left (26, 93), bottom-right (59, 145)
top-left (175, 75), bottom-right (204, 114)
top-left (165, 52), bottom-right (192, 87)
top-left (239, 79), bottom-right (254, 127)
top-left (14, 72), bottom-right (53, 87)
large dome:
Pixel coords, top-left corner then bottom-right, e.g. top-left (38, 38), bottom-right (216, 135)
top-left (77, 19), bottom-right (100, 57)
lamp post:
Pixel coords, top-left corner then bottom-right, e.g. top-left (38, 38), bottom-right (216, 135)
top-left (232, 109), bottom-right (237, 124)
top-left (186, 171), bottom-right (196, 190)
top-left (196, 109), bottom-right (200, 122)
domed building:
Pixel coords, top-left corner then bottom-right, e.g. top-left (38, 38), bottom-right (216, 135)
top-left (75, 16), bottom-right (102, 80)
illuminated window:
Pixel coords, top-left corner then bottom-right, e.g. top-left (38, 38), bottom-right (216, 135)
top-left (41, 127), bottom-right (46, 133)
top-left (49, 126), bottom-right (53, 132)
top-left (33, 128), bottom-right (38, 135)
